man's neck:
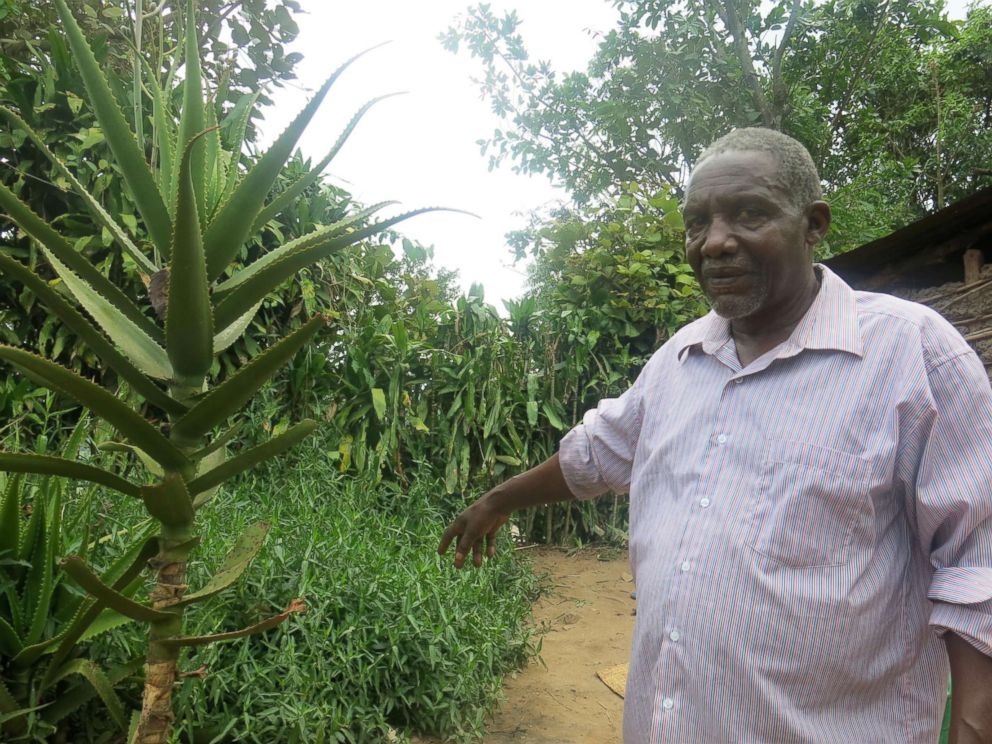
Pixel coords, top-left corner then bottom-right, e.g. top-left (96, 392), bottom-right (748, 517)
top-left (730, 269), bottom-right (822, 367)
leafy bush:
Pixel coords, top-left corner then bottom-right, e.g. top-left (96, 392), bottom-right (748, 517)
top-left (89, 440), bottom-right (541, 743)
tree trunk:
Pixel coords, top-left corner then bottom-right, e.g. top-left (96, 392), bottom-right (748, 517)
top-left (136, 530), bottom-right (191, 743)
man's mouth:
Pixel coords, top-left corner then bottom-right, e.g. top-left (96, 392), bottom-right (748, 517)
top-left (702, 267), bottom-right (751, 291)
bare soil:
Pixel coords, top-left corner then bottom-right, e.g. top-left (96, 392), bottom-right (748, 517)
top-left (415, 546), bottom-right (635, 744)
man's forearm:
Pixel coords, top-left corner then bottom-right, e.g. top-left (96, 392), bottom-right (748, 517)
top-left (946, 631), bottom-right (992, 743)
top-left (487, 452), bottom-right (576, 514)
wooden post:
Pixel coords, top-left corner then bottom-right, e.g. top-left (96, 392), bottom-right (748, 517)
top-left (964, 248), bottom-right (984, 284)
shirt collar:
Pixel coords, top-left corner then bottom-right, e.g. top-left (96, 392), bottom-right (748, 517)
top-left (676, 264), bottom-right (863, 362)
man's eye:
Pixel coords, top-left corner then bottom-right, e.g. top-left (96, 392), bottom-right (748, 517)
top-left (684, 216), bottom-right (707, 233)
top-left (738, 208), bottom-right (766, 223)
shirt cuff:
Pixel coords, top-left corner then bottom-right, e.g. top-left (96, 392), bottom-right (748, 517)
top-left (928, 567), bottom-right (992, 657)
top-left (558, 424), bottom-right (609, 501)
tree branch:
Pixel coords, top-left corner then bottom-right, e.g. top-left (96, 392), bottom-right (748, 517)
top-left (713, 0), bottom-right (777, 128)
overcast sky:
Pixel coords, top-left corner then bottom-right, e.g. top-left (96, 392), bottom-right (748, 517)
top-left (261, 0), bottom-right (975, 307)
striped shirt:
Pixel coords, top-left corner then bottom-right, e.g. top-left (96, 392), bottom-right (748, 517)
top-left (559, 265), bottom-right (992, 743)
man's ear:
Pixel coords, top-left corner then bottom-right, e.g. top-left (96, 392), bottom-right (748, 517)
top-left (805, 201), bottom-right (832, 248)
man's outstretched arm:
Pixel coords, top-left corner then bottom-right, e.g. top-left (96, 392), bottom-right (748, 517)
top-left (946, 632), bottom-right (992, 743)
top-left (438, 453), bottom-right (575, 569)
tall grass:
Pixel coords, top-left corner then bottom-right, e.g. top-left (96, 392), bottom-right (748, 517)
top-left (84, 437), bottom-right (542, 743)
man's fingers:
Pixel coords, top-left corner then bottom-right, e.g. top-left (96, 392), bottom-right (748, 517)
top-left (472, 540), bottom-right (483, 567)
top-left (486, 530), bottom-right (497, 559)
top-left (438, 522), bottom-right (460, 556)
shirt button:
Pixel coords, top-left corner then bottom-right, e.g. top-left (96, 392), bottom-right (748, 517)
top-left (734, 378), bottom-right (744, 384)
top-left (669, 630), bottom-right (681, 642)
top-left (716, 434), bottom-right (727, 444)
top-left (662, 697), bottom-right (674, 710)
top-left (699, 497), bottom-right (711, 508)
top-left (680, 561), bottom-right (691, 572)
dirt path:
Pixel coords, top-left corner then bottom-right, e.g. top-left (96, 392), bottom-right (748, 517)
top-left (419, 547), bottom-right (635, 743)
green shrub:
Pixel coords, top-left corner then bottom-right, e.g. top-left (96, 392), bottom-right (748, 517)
top-left (88, 441), bottom-right (541, 743)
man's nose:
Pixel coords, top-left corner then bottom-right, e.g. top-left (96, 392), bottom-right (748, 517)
top-left (701, 216), bottom-right (737, 258)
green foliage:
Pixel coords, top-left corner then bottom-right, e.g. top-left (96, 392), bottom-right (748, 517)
top-left (87, 444), bottom-right (541, 743)
top-left (443, 0), bottom-right (992, 226)
top-left (0, 1), bottom-right (436, 738)
top-left (0, 416), bottom-right (148, 741)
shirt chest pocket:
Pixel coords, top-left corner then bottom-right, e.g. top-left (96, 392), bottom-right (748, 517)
top-left (748, 439), bottom-right (875, 568)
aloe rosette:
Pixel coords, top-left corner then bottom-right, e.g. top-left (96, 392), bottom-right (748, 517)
top-left (0, 1), bottom-right (440, 740)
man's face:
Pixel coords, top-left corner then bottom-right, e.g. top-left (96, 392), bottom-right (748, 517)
top-left (682, 150), bottom-right (820, 323)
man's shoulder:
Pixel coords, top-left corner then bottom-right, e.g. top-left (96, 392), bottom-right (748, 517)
top-left (854, 289), bottom-right (972, 370)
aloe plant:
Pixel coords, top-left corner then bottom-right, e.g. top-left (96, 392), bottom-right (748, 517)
top-left (0, 2), bottom-right (438, 740)
top-left (0, 415), bottom-right (152, 740)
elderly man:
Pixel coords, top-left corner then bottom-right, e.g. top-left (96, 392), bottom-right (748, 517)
top-left (439, 128), bottom-right (992, 743)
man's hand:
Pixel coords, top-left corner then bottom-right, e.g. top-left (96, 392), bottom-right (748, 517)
top-left (438, 492), bottom-right (510, 569)
top-left (437, 453), bottom-right (576, 569)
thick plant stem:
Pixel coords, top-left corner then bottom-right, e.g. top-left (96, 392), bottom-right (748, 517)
top-left (136, 524), bottom-right (193, 743)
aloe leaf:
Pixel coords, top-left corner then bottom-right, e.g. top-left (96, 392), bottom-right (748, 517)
top-left (42, 656), bottom-right (142, 726)
top-left (214, 201), bottom-right (396, 300)
top-left (0, 106), bottom-right (158, 275)
top-left (0, 454), bottom-right (140, 498)
top-left (159, 597), bottom-right (305, 647)
top-left (47, 659), bottom-right (127, 730)
top-left (60, 556), bottom-right (170, 623)
top-left (0, 255), bottom-right (185, 415)
top-left (174, 0), bottom-right (207, 227)
top-left (213, 300), bottom-right (262, 353)
top-left (0, 616), bottom-right (21, 657)
top-left (98, 442), bottom-right (164, 478)
top-left (171, 316), bottom-right (325, 442)
top-left (147, 65), bottom-right (176, 209)
top-left (251, 93), bottom-right (405, 232)
top-left (24, 497), bottom-right (56, 644)
top-left (193, 422), bottom-right (243, 460)
top-left (166, 132), bottom-right (214, 381)
top-left (0, 348), bottom-right (188, 471)
top-left (204, 96), bottom-right (225, 218)
top-left (0, 473), bottom-right (21, 560)
top-left (176, 522), bottom-right (268, 606)
top-left (38, 246), bottom-right (173, 380)
top-left (55, 0), bottom-right (170, 256)
top-left (203, 43), bottom-right (389, 280)
top-left (188, 420), bottom-right (316, 500)
top-left (0, 182), bottom-right (164, 343)
top-left (52, 0), bottom-right (172, 258)
top-left (43, 536), bottom-right (157, 685)
top-left (139, 473), bottom-right (193, 528)
top-left (213, 209), bottom-right (448, 330)
top-left (217, 92), bottom-right (259, 205)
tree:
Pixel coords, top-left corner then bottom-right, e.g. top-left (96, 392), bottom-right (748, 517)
top-left (443, 0), bottom-right (992, 250)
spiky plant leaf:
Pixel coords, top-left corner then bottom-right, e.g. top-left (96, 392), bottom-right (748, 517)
top-left (0, 474), bottom-right (20, 559)
top-left (38, 246), bottom-right (173, 380)
top-left (158, 598), bottom-right (305, 647)
top-left (52, 0), bottom-right (172, 258)
top-left (41, 656), bottom-right (143, 728)
top-left (0, 255), bottom-right (185, 415)
top-left (214, 201), bottom-right (396, 300)
top-left (202, 44), bottom-right (388, 279)
top-left (0, 106), bottom-right (157, 274)
top-left (0, 348), bottom-right (188, 471)
top-left (213, 301), bottom-right (263, 353)
top-left (139, 473), bottom-right (193, 528)
top-left (0, 183), bottom-right (164, 343)
top-left (174, 0), bottom-right (207, 226)
top-left (217, 92), bottom-right (259, 206)
top-left (176, 522), bottom-right (268, 606)
top-left (60, 557), bottom-right (171, 623)
top-left (148, 67), bottom-right (176, 210)
top-left (188, 420), bottom-right (317, 499)
top-left (165, 132), bottom-right (214, 381)
top-left (251, 94), bottom-right (405, 232)
top-left (170, 317), bottom-right (324, 442)
top-left (46, 659), bottom-right (126, 730)
top-left (213, 209), bottom-right (446, 330)
top-left (0, 454), bottom-right (140, 498)
top-left (24, 488), bottom-right (58, 646)
top-left (98, 442), bottom-right (164, 478)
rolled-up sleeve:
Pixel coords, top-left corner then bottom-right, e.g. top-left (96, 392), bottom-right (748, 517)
top-left (914, 349), bottom-right (992, 656)
top-left (558, 360), bottom-right (650, 501)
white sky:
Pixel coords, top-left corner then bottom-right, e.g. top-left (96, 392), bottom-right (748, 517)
top-left (262, 0), bottom-right (975, 307)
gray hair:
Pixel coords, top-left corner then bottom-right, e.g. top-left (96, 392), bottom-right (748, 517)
top-left (695, 128), bottom-right (823, 210)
